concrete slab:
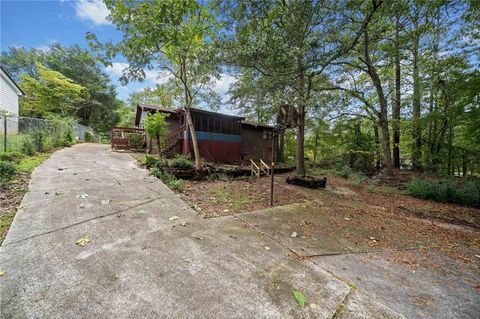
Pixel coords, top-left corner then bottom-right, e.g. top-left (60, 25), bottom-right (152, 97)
top-left (1, 144), bottom-right (352, 318)
top-left (311, 251), bottom-right (480, 319)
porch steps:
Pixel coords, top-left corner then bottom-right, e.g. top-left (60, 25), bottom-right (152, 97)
top-left (250, 159), bottom-right (270, 178)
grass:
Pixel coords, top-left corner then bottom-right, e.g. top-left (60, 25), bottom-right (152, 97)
top-left (212, 186), bottom-right (252, 212)
top-left (17, 153), bottom-right (52, 173)
top-left (0, 211), bottom-right (16, 245)
top-left (0, 133), bottom-right (30, 153)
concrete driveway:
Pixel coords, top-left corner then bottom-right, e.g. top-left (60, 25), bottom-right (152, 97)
top-left (0, 144), bottom-right (402, 318)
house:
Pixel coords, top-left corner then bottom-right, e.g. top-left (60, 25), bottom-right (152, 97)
top-left (134, 104), bottom-right (275, 163)
top-left (0, 67), bottom-right (24, 133)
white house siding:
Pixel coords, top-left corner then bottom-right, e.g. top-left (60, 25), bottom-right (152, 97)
top-left (0, 70), bottom-right (21, 134)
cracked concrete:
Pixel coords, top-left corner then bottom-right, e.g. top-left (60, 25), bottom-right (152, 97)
top-left (1, 144), bottom-right (362, 319)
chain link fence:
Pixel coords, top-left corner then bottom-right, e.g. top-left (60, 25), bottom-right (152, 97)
top-left (0, 114), bottom-right (98, 153)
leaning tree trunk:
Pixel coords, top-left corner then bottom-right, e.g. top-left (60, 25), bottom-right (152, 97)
top-left (180, 59), bottom-right (202, 174)
top-left (363, 29), bottom-right (393, 176)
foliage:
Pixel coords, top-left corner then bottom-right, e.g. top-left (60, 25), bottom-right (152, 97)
top-left (145, 155), bottom-right (159, 169)
top-left (84, 131), bottom-right (94, 142)
top-left (0, 152), bottom-right (24, 163)
top-left (20, 137), bottom-right (35, 156)
top-left (144, 113), bottom-right (169, 155)
top-left (170, 155), bottom-right (194, 169)
top-left (19, 63), bottom-right (88, 118)
top-left (0, 160), bottom-right (17, 185)
top-left (150, 168), bottom-right (183, 191)
top-left (1, 44), bottom-right (122, 132)
top-left (292, 290), bottom-right (305, 308)
top-left (31, 129), bottom-right (47, 152)
top-left (406, 178), bottom-right (480, 207)
top-left (126, 133), bottom-right (144, 150)
top-left (17, 153), bottom-right (51, 173)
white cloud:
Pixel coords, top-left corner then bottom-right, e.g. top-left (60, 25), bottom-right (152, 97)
top-left (104, 63), bottom-right (172, 85)
top-left (213, 74), bottom-right (236, 96)
top-left (75, 0), bottom-right (111, 26)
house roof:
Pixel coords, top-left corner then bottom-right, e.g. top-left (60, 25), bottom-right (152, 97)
top-left (241, 121), bottom-right (275, 129)
top-left (0, 66), bottom-right (25, 96)
top-left (137, 104), bottom-right (178, 114)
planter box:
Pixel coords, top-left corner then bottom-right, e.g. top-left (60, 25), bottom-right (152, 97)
top-left (286, 176), bottom-right (327, 189)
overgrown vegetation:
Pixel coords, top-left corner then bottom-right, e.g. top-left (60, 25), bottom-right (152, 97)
top-left (406, 178), bottom-right (480, 207)
top-left (0, 161), bottom-right (17, 186)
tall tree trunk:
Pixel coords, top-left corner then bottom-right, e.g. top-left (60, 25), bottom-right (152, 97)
top-left (295, 64), bottom-right (306, 176)
top-left (296, 103), bottom-right (306, 176)
top-left (411, 24), bottom-right (422, 170)
top-left (313, 129), bottom-right (319, 163)
top-left (374, 125), bottom-right (381, 170)
top-left (393, 16), bottom-right (401, 169)
top-left (363, 30), bottom-right (393, 176)
top-left (447, 125), bottom-right (453, 176)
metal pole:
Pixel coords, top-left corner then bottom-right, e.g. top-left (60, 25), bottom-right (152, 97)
top-left (3, 115), bottom-right (7, 152)
top-left (270, 132), bottom-right (276, 206)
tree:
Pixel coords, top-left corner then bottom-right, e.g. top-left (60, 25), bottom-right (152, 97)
top-left (144, 112), bottom-right (169, 156)
top-left (19, 63), bottom-right (88, 118)
top-left (88, 0), bottom-right (220, 173)
top-left (1, 44), bottom-right (122, 132)
top-left (223, 0), bottom-right (381, 176)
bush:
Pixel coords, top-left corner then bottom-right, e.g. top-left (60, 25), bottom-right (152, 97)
top-left (31, 130), bottom-right (47, 152)
top-left (170, 155), bottom-right (193, 169)
top-left (0, 151), bottom-right (24, 163)
top-left (84, 131), bottom-right (94, 142)
top-left (145, 155), bottom-right (159, 168)
top-left (149, 167), bottom-right (183, 191)
top-left (0, 160), bottom-right (17, 184)
top-left (406, 178), bottom-right (479, 207)
top-left (127, 133), bottom-right (144, 150)
top-left (336, 166), bottom-right (352, 179)
top-left (20, 137), bottom-right (36, 156)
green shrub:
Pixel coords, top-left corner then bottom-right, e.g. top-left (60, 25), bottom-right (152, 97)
top-left (127, 133), bottom-right (144, 150)
top-left (145, 155), bottom-right (159, 168)
top-left (0, 151), bottom-right (24, 163)
top-left (335, 166), bottom-right (351, 179)
top-left (406, 178), bottom-right (479, 207)
top-left (170, 155), bottom-right (193, 169)
top-left (0, 160), bottom-right (17, 184)
top-left (159, 171), bottom-right (183, 191)
top-left (84, 131), bottom-right (94, 142)
top-left (352, 172), bottom-right (367, 185)
top-left (149, 167), bottom-right (183, 191)
top-left (20, 137), bottom-right (36, 156)
top-left (31, 130), bottom-right (46, 152)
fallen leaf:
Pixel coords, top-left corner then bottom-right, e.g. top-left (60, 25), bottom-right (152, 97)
top-left (138, 210), bottom-right (147, 214)
top-left (101, 199), bottom-right (110, 205)
top-left (293, 290), bottom-right (305, 308)
top-left (0, 270), bottom-right (5, 276)
top-left (76, 236), bottom-right (90, 247)
top-left (180, 221), bottom-right (187, 227)
top-left (169, 216), bottom-right (180, 221)
top-left (76, 194), bottom-right (89, 199)
top-left (55, 192), bottom-right (64, 196)
top-left (291, 232), bottom-right (298, 238)
top-left (264, 246), bottom-right (271, 251)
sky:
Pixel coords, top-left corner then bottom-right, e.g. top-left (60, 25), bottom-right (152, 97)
top-left (0, 0), bottom-right (235, 106)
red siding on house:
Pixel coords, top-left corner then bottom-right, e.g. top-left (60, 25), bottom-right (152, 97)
top-left (182, 139), bottom-right (242, 163)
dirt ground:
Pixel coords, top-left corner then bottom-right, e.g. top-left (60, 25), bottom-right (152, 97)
top-left (181, 172), bottom-right (479, 228)
top-left (180, 172), bottom-right (480, 266)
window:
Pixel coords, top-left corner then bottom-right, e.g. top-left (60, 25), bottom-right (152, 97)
top-left (263, 129), bottom-right (273, 140)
